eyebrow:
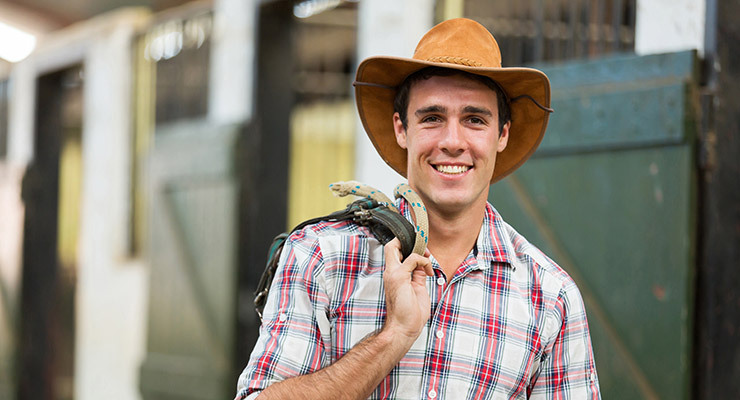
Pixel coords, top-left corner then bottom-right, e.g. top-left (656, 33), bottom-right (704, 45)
top-left (415, 105), bottom-right (447, 116)
top-left (462, 106), bottom-right (493, 116)
top-left (414, 105), bottom-right (493, 117)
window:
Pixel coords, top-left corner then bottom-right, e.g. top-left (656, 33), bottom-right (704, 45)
top-left (129, 8), bottom-right (213, 255)
top-left (144, 11), bottom-right (213, 126)
top-left (460, 0), bottom-right (636, 65)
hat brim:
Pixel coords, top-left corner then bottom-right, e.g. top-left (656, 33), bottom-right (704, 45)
top-left (355, 56), bottom-right (551, 183)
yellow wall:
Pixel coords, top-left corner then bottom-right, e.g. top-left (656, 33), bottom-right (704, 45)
top-left (287, 100), bottom-right (355, 229)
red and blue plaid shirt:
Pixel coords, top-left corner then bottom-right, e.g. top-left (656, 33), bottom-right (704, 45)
top-left (236, 199), bottom-right (600, 399)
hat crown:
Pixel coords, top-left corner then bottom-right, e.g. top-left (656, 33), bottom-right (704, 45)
top-left (413, 18), bottom-right (502, 69)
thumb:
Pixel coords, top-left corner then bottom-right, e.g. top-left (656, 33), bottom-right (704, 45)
top-left (384, 238), bottom-right (402, 264)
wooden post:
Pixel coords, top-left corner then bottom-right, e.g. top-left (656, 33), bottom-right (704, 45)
top-left (693, 0), bottom-right (740, 396)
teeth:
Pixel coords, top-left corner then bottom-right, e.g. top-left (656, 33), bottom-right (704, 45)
top-left (435, 165), bottom-right (470, 174)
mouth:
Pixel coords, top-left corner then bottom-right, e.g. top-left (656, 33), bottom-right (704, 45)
top-left (433, 164), bottom-right (471, 175)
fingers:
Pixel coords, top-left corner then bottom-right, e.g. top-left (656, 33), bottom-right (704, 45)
top-left (421, 261), bottom-right (434, 277)
top-left (403, 253), bottom-right (433, 277)
top-left (406, 255), bottom-right (433, 278)
top-left (385, 238), bottom-right (433, 277)
top-left (421, 249), bottom-right (433, 276)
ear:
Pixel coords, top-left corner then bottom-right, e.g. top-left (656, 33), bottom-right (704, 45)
top-left (497, 121), bottom-right (511, 153)
top-left (393, 112), bottom-right (407, 149)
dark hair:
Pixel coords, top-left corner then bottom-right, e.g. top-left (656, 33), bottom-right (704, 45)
top-left (393, 67), bottom-right (511, 134)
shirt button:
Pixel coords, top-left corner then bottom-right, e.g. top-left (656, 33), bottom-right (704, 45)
top-left (435, 330), bottom-right (444, 339)
top-left (436, 277), bottom-right (445, 286)
top-left (278, 313), bottom-right (287, 322)
top-left (590, 372), bottom-right (596, 382)
top-left (428, 389), bottom-right (437, 398)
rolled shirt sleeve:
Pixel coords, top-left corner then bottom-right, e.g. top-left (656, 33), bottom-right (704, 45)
top-left (235, 227), bottom-right (331, 399)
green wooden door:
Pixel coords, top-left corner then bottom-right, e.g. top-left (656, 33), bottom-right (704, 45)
top-left (140, 122), bottom-right (240, 399)
top-left (490, 51), bottom-right (697, 399)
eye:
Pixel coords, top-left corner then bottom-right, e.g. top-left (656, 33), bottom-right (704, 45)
top-left (421, 115), bottom-right (442, 123)
top-left (467, 116), bottom-right (487, 125)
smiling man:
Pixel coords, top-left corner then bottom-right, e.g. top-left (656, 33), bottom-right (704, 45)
top-left (236, 18), bottom-right (600, 399)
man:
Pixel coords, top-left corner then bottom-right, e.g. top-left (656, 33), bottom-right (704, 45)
top-left (236, 18), bottom-right (600, 399)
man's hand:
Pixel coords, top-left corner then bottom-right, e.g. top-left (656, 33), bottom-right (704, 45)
top-left (255, 239), bottom-right (434, 400)
top-left (382, 238), bottom-right (434, 341)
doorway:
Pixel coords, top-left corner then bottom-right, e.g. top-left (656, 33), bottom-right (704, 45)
top-left (18, 65), bottom-right (83, 400)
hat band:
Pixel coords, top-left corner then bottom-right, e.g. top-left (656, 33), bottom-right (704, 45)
top-left (425, 56), bottom-right (483, 67)
top-left (353, 81), bottom-right (395, 90)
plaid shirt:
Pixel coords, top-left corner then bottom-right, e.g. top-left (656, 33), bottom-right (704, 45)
top-left (236, 199), bottom-right (600, 399)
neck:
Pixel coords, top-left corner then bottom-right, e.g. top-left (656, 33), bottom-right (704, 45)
top-left (423, 198), bottom-right (487, 279)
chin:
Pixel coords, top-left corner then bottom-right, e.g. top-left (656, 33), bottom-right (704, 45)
top-left (427, 185), bottom-right (491, 212)
top-left (428, 194), bottom-right (475, 212)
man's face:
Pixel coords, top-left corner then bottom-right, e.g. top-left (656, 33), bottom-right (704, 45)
top-left (393, 74), bottom-right (510, 216)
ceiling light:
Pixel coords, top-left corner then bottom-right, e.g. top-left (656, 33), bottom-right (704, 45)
top-left (0, 21), bottom-right (36, 63)
top-left (293, 0), bottom-right (342, 19)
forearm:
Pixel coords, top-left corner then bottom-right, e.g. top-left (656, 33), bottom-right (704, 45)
top-left (254, 240), bottom-right (432, 399)
top-left (258, 327), bottom-right (414, 400)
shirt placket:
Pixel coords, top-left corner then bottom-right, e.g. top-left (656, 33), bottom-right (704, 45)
top-left (421, 256), bottom-right (479, 399)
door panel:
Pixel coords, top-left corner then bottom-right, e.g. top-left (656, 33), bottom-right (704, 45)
top-left (490, 51), bottom-right (697, 399)
top-left (140, 123), bottom-right (238, 399)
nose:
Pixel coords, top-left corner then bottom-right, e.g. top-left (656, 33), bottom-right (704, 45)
top-left (438, 120), bottom-right (466, 155)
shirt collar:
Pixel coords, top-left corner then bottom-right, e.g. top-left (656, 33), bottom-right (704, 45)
top-left (396, 198), bottom-right (513, 269)
top-left (475, 202), bottom-right (513, 268)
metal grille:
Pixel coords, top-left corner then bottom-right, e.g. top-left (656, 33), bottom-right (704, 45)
top-left (138, 8), bottom-right (213, 126)
top-left (293, 2), bottom-right (357, 102)
top-left (465, 0), bottom-right (636, 65)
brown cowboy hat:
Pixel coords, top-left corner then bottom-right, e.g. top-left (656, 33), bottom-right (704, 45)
top-left (354, 18), bottom-right (553, 183)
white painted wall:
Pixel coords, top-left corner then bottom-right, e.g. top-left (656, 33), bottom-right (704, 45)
top-left (0, 166), bottom-right (23, 313)
top-left (7, 59), bottom-right (35, 166)
top-left (76, 11), bottom-right (150, 400)
top-left (0, 163), bottom-right (24, 399)
top-left (8, 8), bottom-right (152, 400)
top-left (209, 0), bottom-right (259, 125)
top-left (354, 0), bottom-right (434, 197)
top-left (635, 0), bottom-right (706, 56)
